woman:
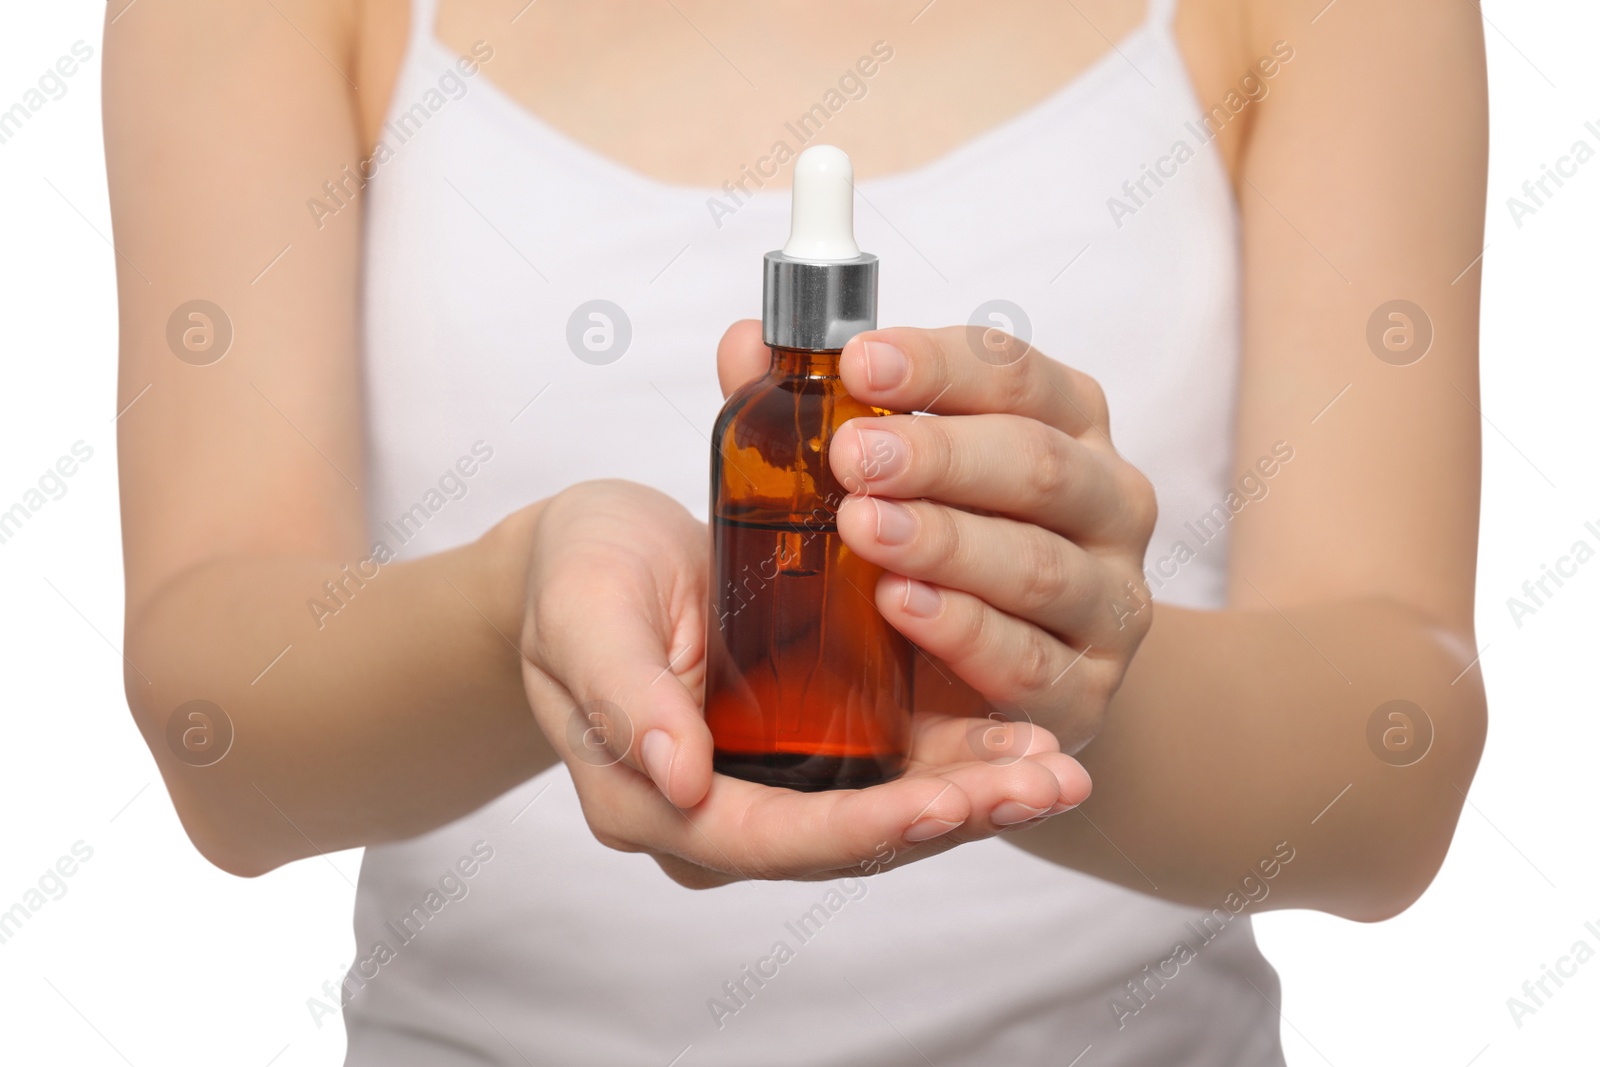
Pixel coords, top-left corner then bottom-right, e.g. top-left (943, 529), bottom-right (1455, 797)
top-left (105, 0), bottom-right (1488, 1062)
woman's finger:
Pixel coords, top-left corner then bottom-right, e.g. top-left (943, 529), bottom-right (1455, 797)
top-left (715, 318), bottom-right (769, 399)
top-left (908, 708), bottom-right (1062, 766)
top-left (525, 489), bottom-right (716, 809)
top-left (871, 573), bottom-right (1118, 748)
top-left (929, 753), bottom-right (1092, 833)
top-left (838, 326), bottom-right (1113, 442)
top-left (528, 598), bottom-right (714, 809)
top-left (831, 411), bottom-right (1153, 545)
top-left (646, 768), bottom-right (977, 879)
top-left (836, 494), bottom-right (1138, 646)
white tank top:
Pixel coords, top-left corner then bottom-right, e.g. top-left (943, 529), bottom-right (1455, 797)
top-left (347, 1), bottom-right (1285, 1062)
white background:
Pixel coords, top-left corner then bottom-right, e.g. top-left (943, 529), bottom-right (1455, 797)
top-left (0, 3), bottom-right (1594, 1064)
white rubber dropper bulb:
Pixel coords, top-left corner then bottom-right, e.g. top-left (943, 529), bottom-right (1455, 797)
top-left (781, 145), bottom-right (861, 261)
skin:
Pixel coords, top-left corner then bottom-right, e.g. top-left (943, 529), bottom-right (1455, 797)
top-left (106, 0), bottom-right (1487, 922)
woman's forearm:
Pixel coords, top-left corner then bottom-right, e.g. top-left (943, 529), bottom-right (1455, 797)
top-left (1009, 599), bottom-right (1487, 921)
top-left (123, 505), bottom-right (555, 877)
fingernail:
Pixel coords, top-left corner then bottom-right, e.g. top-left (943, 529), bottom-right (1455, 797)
top-left (991, 801), bottom-right (1051, 826)
top-left (863, 341), bottom-right (909, 391)
top-left (1057, 763), bottom-right (1093, 805)
top-left (1044, 800), bottom-right (1080, 815)
top-left (872, 498), bottom-right (917, 546)
top-left (641, 729), bottom-right (676, 798)
top-left (855, 427), bottom-right (905, 481)
top-left (901, 577), bottom-right (942, 618)
top-left (904, 817), bottom-right (961, 842)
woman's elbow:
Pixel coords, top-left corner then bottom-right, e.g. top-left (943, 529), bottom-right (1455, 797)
top-left (122, 665), bottom-right (291, 881)
top-left (1345, 669), bottom-right (1489, 924)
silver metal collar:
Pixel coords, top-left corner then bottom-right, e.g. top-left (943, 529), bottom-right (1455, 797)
top-left (761, 251), bottom-right (878, 351)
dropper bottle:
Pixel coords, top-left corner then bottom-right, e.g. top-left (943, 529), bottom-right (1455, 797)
top-left (704, 145), bottom-right (914, 791)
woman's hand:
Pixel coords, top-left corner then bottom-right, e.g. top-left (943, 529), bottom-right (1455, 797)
top-left (720, 321), bottom-right (1159, 755)
top-left (517, 479), bottom-right (1091, 889)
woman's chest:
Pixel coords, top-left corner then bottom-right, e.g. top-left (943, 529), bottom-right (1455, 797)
top-left (354, 0), bottom-right (1250, 185)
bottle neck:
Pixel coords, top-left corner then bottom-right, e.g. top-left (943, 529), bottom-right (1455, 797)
top-left (769, 346), bottom-right (842, 378)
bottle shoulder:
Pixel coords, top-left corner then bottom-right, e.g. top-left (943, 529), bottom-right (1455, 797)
top-left (713, 374), bottom-right (883, 443)
top-left (712, 375), bottom-right (773, 438)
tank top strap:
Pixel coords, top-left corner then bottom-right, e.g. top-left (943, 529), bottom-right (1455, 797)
top-left (1145, 0), bottom-right (1179, 29)
top-left (407, 0), bottom-right (441, 55)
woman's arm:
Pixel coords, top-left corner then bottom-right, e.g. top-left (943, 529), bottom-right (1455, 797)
top-left (106, 0), bottom-right (554, 876)
top-left (1018, 0), bottom-right (1490, 921)
top-left (810, 0), bottom-right (1488, 921)
top-left (107, 1), bottom-right (1090, 884)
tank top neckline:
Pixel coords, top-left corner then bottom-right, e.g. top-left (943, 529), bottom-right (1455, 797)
top-left (402, 0), bottom-right (1179, 203)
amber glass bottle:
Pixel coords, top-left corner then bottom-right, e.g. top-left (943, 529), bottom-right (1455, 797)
top-left (705, 347), bottom-right (914, 790)
top-left (703, 145), bottom-right (913, 791)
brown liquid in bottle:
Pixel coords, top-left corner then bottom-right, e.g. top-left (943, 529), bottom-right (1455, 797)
top-left (705, 346), bottom-right (914, 791)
